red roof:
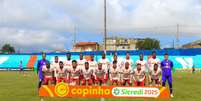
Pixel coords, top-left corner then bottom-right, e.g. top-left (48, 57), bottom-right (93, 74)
top-left (75, 42), bottom-right (98, 46)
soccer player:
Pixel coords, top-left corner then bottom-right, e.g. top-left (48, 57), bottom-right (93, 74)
top-left (109, 61), bottom-right (120, 85)
top-left (19, 60), bottom-right (24, 74)
top-left (81, 62), bottom-right (93, 86)
top-left (161, 53), bottom-right (174, 98)
top-left (148, 51), bottom-right (160, 71)
top-left (149, 64), bottom-right (161, 86)
top-left (99, 53), bottom-right (110, 82)
top-left (37, 52), bottom-right (49, 89)
top-left (69, 60), bottom-right (81, 86)
top-left (77, 53), bottom-right (87, 70)
top-left (42, 62), bottom-right (54, 85)
top-left (64, 53), bottom-right (72, 82)
top-left (64, 53), bottom-right (72, 70)
top-left (50, 56), bottom-right (59, 84)
top-left (94, 63), bottom-right (106, 86)
top-left (88, 55), bottom-right (98, 84)
top-left (56, 61), bottom-right (68, 83)
top-left (133, 64), bottom-right (146, 86)
top-left (136, 53), bottom-right (148, 85)
top-left (136, 53), bottom-right (148, 72)
top-left (121, 62), bottom-right (132, 86)
top-left (123, 52), bottom-right (133, 69)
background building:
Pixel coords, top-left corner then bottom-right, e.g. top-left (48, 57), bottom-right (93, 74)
top-left (72, 42), bottom-right (99, 52)
top-left (182, 40), bottom-right (201, 48)
top-left (105, 37), bottom-right (144, 50)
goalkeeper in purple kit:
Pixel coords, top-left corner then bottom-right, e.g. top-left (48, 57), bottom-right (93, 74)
top-left (161, 53), bottom-right (174, 98)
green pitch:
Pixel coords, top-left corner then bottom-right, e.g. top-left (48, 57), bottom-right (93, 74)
top-left (0, 71), bottom-right (201, 101)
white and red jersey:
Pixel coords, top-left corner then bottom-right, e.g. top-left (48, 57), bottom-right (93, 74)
top-left (56, 67), bottom-right (68, 78)
top-left (110, 60), bottom-right (124, 70)
top-left (148, 58), bottom-right (160, 71)
top-left (81, 68), bottom-right (93, 80)
top-left (50, 61), bottom-right (59, 77)
top-left (88, 60), bottom-right (98, 71)
top-left (136, 60), bottom-right (148, 72)
top-left (109, 67), bottom-right (120, 80)
top-left (122, 68), bottom-right (132, 80)
top-left (123, 59), bottom-right (133, 69)
top-left (77, 59), bottom-right (87, 70)
top-left (133, 69), bottom-right (146, 82)
top-left (68, 67), bottom-right (81, 79)
top-left (99, 58), bottom-right (110, 71)
top-left (64, 60), bottom-right (72, 70)
top-left (94, 68), bottom-right (106, 79)
top-left (42, 67), bottom-right (54, 78)
top-left (149, 69), bottom-right (161, 80)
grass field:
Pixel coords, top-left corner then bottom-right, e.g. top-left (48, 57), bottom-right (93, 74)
top-left (0, 71), bottom-right (201, 101)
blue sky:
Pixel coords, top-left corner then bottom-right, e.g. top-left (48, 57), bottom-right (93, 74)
top-left (0, 0), bottom-right (201, 52)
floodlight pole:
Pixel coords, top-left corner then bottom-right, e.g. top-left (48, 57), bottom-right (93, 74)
top-left (104, 0), bottom-right (107, 50)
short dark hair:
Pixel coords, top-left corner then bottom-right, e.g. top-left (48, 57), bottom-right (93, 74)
top-left (113, 60), bottom-right (117, 64)
top-left (72, 60), bottom-right (77, 63)
top-left (59, 61), bottom-right (63, 64)
top-left (152, 51), bottom-right (156, 54)
top-left (55, 56), bottom-right (58, 58)
top-left (85, 62), bottom-right (89, 65)
top-left (137, 63), bottom-right (141, 66)
top-left (164, 53), bottom-right (168, 55)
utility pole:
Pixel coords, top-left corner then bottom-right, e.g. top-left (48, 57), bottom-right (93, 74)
top-left (104, 0), bottom-right (107, 50)
top-left (176, 24), bottom-right (180, 48)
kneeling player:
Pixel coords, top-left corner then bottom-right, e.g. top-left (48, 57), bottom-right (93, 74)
top-left (56, 61), bottom-right (68, 83)
top-left (149, 64), bottom-right (161, 86)
top-left (121, 62), bottom-right (132, 86)
top-left (94, 63), bottom-right (106, 86)
top-left (133, 64), bottom-right (146, 86)
top-left (81, 62), bottom-right (93, 86)
top-left (110, 61), bottom-right (120, 85)
top-left (42, 62), bottom-right (54, 85)
top-left (69, 60), bottom-right (81, 86)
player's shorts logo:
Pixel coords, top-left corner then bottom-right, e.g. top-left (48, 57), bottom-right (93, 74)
top-left (55, 82), bottom-right (69, 97)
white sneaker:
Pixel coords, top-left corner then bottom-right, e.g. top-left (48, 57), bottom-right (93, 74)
top-left (170, 94), bottom-right (174, 98)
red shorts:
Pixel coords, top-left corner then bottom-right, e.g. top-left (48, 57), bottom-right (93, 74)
top-left (134, 81), bottom-right (145, 86)
top-left (82, 79), bottom-right (93, 85)
top-left (44, 76), bottom-right (54, 84)
top-left (111, 79), bottom-right (119, 85)
top-left (151, 79), bottom-right (160, 84)
top-left (95, 77), bottom-right (105, 84)
top-left (105, 73), bottom-right (109, 81)
top-left (122, 79), bottom-right (131, 86)
top-left (70, 78), bottom-right (80, 84)
top-left (57, 77), bottom-right (68, 83)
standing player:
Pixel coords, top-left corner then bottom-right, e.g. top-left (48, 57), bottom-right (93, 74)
top-left (99, 53), bottom-right (110, 82)
top-left (42, 62), bottom-right (54, 85)
top-left (94, 63), bottom-right (106, 86)
top-left (56, 61), bottom-right (68, 83)
top-left (161, 53), bottom-right (174, 98)
top-left (149, 64), bottom-right (161, 86)
top-left (121, 62), bottom-right (132, 86)
top-left (51, 56), bottom-right (59, 84)
top-left (109, 61), bottom-right (120, 85)
top-left (77, 53), bottom-right (87, 70)
top-left (81, 62), bottom-right (93, 86)
top-left (136, 53), bottom-right (148, 72)
top-left (133, 64), bottom-right (146, 86)
top-left (123, 52), bottom-right (133, 69)
top-left (64, 53), bottom-right (72, 82)
top-left (37, 52), bottom-right (49, 89)
top-left (136, 53), bottom-right (148, 85)
top-left (148, 51), bottom-right (160, 71)
top-left (69, 60), bottom-right (81, 86)
top-left (88, 55), bottom-right (98, 84)
top-left (19, 60), bottom-right (24, 74)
